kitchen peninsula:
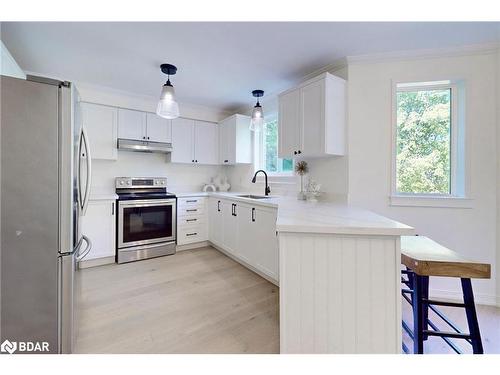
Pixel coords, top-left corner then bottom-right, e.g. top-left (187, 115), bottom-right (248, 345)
top-left (176, 191), bottom-right (414, 354)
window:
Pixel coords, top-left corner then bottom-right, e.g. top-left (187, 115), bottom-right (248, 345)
top-left (255, 116), bottom-right (293, 175)
top-left (393, 80), bottom-right (464, 197)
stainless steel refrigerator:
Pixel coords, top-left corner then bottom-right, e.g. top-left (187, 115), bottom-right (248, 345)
top-left (1, 75), bottom-right (92, 353)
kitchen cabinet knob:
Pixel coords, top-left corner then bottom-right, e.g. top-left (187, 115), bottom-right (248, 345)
top-left (294, 151), bottom-right (297, 155)
top-left (298, 150), bottom-right (302, 154)
top-left (143, 136), bottom-right (146, 139)
top-left (192, 159), bottom-right (195, 162)
top-left (195, 160), bottom-right (198, 163)
top-left (147, 136), bottom-right (150, 140)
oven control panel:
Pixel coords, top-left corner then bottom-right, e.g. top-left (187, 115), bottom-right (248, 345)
top-left (115, 177), bottom-right (167, 189)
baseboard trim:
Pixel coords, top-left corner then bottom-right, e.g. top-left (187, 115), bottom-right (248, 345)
top-left (78, 256), bottom-right (115, 269)
top-left (430, 288), bottom-right (499, 307)
top-left (176, 241), bottom-right (210, 252)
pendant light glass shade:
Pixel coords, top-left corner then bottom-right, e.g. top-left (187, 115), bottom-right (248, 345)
top-left (250, 103), bottom-right (264, 132)
top-left (249, 89), bottom-right (265, 132)
top-left (156, 82), bottom-right (180, 119)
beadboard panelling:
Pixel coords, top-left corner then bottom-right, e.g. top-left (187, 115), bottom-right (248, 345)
top-left (279, 232), bottom-right (401, 354)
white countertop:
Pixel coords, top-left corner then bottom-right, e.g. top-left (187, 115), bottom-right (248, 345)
top-left (172, 191), bottom-right (414, 236)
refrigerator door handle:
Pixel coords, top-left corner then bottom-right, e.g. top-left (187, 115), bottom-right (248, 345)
top-left (76, 235), bottom-right (92, 261)
top-left (80, 127), bottom-right (92, 215)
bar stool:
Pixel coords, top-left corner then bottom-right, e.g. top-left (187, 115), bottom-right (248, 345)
top-left (400, 236), bottom-right (491, 354)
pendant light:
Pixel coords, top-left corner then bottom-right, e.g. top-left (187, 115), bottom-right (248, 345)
top-left (250, 90), bottom-right (264, 132)
top-left (156, 63), bottom-right (180, 119)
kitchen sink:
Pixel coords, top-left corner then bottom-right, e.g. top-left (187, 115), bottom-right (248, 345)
top-left (236, 194), bottom-right (272, 199)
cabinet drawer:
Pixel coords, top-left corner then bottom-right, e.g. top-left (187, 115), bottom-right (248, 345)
top-left (178, 197), bottom-right (206, 208)
top-left (177, 225), bottom-right (207, 245)
top-left (178, 205), bottom-right (205, 217)
top-left (177, 215), bottom-right (206, 226)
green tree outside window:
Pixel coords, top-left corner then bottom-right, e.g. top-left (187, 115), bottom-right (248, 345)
top-left (396, 88), bottom-right (451, 194)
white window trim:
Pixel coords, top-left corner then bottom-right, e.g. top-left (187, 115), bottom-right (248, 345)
top-left (390, 79), bottom-right (471, 209)
top-left (254, 114), bottom-right (295, 180)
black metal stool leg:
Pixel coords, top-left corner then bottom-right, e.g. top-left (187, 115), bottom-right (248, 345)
top-left (422, 276), bottom-right (429, 340)
top-left (461, 278), bottom-right (484, 354)
top-left (412, 273), bottom-right (424, 354)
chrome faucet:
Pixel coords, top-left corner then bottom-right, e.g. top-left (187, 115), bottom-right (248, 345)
top-left (252, 170), bottom-right (271, 196)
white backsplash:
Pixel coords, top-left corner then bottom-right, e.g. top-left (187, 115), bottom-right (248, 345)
top-left (91, 151), bottom-right (222, 194)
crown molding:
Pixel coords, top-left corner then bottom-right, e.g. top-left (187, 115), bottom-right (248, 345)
top-left (230, 57), bottom-right (348, 116)
top-left (346, 42), bottom-right (500, 65)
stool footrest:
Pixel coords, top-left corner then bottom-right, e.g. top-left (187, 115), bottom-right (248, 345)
top-left (423, 299), bottom-right (466, 308)
top-left (423, 330), bottom-right (471, 340)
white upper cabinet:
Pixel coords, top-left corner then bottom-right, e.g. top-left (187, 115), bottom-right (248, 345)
top-left (194, 120), bottom-right (219, 165)
top-left (146, 113), bottom-right (171, 143)
top-left (118, 108), bottom-right (146, 140)
top-left (170, 118), bottom-right (219, 165)
top-left (278, 72), bottom-right (346, 159)
top-left (218, 114), bottom-right (252, 165)
top-left (118, 109), bottom-right (171, 143)
top-left (81, 102), bottom-right (118, 160)
top-left (278, 89), bottom-right (301, 158)
top-left (171, 118), bottom-right (195, 163)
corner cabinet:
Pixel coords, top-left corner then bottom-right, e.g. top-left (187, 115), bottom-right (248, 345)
top-left (218, 114), bottom-right (252, 165)
top-left (80, 102), bottom-right (118, 160)
top-left (278, 72), bottom-right (346, 159)
top-left (208, 197), bottom-right (279, 284)
top-left (170, 118), bottom-right (219, 165)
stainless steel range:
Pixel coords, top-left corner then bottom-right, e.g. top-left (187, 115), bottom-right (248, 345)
top-left (116, 177), bottom-right (176, 263)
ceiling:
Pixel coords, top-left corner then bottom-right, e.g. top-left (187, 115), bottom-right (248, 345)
top-left (2, 22), bottom-right (500, 111)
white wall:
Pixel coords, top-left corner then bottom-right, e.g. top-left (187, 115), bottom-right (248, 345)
top-left (0, 40), bottom-right (26, 79)
top-left (497, 49), bottom-right (500, 304)
top-left (347, 52), bottom-right (498, 305)
top-left (77, 83), bottom-right (228, 194)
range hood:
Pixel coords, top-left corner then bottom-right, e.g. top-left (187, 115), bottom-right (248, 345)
top-left (117, 138), bottom-right (173, 154)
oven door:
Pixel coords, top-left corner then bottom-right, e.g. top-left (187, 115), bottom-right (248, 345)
top-left (118, 198), bottom-right (176, 248)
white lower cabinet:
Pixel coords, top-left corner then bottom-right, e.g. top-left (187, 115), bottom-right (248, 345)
top-left (221, 200), bottom-right (238, 255)
top-left (81, 199), bottom-right (116, 262)
top-left (177, 197), bottom-right (208, 245)
top-left (208, 197), bottom-right (279, 283)
top-left (208, 198), bottom-right (224, 246)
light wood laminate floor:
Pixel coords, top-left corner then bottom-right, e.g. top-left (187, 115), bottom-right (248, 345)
top-left (75, 246), bottom-right (499, 354)
top-left (75, 247), bottom-right (279, 353)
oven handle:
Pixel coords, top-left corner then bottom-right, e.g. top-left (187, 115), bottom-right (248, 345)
top-left (118, 199), bottom-right (177, 208)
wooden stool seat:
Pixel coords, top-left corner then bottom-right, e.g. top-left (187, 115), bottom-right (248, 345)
top-left (401, 236), bottom-right (491, 278)
top-left (400, 236), bottom-right (491, 354)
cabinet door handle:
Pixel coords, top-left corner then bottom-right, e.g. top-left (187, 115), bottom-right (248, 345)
top-left (186, 209), bottom-right (198, 212)
top-left (233, 203), bottom-right (237, 217)
top-left (217, 200), bottom-right (220, 212)
top-left (252, 207), bottom-right (255, 222)
top-left (224, 160), bottom-right (228, 163)
top-left (186, 232), bottom-right (198, 236)
top-left (186, 218), bottom-right (197, 222)
top-left (111, 202), bottom-right (114, 216)
top-left (186, 200), bottom-right (198, 203)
